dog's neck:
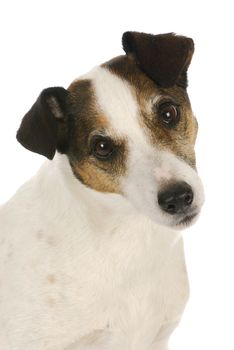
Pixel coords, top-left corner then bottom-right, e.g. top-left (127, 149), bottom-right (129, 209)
top-left (34, 154), bottom-right (140, 230)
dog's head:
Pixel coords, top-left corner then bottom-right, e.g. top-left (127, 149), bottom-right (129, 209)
top-left (17, 31), bottom-right (204, 229)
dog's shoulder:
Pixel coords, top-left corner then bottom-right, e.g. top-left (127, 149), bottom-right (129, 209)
top-left (0, 160), bottom-right (56, 243)
top-left (0, 181), bottom-right (34, 230)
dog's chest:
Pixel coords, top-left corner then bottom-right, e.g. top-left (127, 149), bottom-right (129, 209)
top-left (0, 205), bottom-right (189, 350)
top-left (61, 219), bottom-right (189, 350)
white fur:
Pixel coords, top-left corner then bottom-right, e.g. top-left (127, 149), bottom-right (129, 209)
top-left (0, 155), bottom-right (189, 350)
top-left (0, 67), bottom-right (204, 349)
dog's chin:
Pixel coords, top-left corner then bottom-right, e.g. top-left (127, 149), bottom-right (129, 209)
top-left (164, 211), bottom-right (199, 231)
top-left (145, 208), bottom-right (200, 231)
top-left (174, 212), bottom-right (199, 229)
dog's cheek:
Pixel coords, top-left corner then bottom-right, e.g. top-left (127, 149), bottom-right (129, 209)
top-left (70, 161), bottom-right (122, 194)
top-left (179, 116), bottom-right (198, 168)
top-left (190, 115), bottom-right (198, 145)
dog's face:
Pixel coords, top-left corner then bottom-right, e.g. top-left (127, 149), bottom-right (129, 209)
top-left (16, 32), bottom-right (204, 229)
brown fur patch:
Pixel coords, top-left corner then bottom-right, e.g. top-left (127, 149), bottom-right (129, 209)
top-left (66, 79), bottom-right (127, 193)
top-left (47, 274), bottom-right (56, 284)
top-left (141, 86), bottom-right (197, 168)
top-left (75, 161), bottom-right (121, 193)
top-left (103, 56), bottom-right (197, 168)
top-left (46, 297), bottom-right (56, 307)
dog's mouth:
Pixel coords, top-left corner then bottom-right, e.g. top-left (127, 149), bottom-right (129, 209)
top-left (175, 212), bottom-right (198, 228)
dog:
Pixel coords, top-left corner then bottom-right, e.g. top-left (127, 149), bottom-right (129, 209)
top-left (0, 31), bottom-right (204, 350)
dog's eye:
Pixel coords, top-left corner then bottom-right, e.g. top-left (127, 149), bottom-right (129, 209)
top-left (92, 137), bottom-right (114, 159)
top-left (157, 102), bottom-right (180, 128)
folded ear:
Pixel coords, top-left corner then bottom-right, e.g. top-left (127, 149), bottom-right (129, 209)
top-left (16, 87), bottom-right (69, 159)
top-left (122, 31), bottom-right (194, 88)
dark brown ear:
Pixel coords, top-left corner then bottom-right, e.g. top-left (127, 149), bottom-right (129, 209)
top-left (16, 87), bottom-right (69, 159)
top-left (122, 31), bottom-right (194, 88)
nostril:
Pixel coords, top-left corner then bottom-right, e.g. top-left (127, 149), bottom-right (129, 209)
top-left (184, 191), bottom-right (193, 205)
top-left (166, 203), bottom-right (177, 214)
top-left (158, 182), bottom-right (194, 215)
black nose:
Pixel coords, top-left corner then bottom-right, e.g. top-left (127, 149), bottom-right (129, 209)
top-left (158, 182), bottom-right (194, 215)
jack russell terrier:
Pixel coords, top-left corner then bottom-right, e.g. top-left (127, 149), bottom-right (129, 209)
top-left (0, 31), bottom-right (204, 350)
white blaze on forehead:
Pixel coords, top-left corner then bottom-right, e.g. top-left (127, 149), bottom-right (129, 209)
top-left (80, 66), bottom-right (148, 142)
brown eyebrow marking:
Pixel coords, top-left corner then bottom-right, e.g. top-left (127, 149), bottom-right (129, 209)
top-left (66, 79), bottom-right (128, 193)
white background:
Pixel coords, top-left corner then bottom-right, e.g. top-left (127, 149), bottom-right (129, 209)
top-left (0, 1), bottom-right (233, 349)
